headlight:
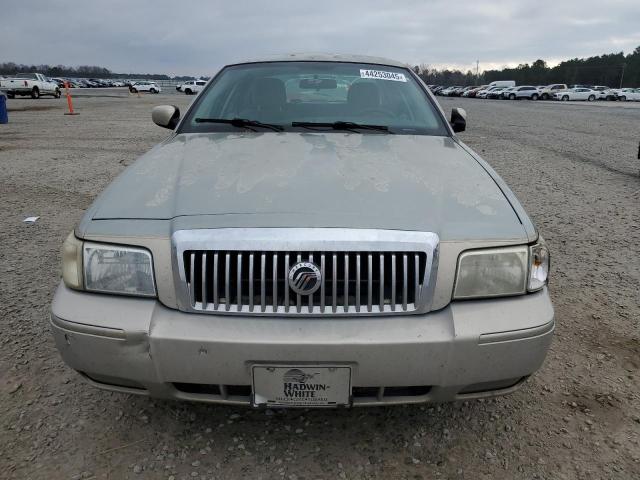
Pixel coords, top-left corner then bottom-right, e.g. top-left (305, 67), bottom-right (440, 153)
top-left (62, 233), bottom-right (157, 296)
top-left (453, 246), bottom-right (528, 300)
top-left (454, 242), bottom-right (551, 300)
top-left (83, 242), bottom-right (156, 296)
top-left (528, 242), bottom-right (550, 291)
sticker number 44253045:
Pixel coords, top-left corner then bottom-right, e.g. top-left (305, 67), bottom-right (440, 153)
top-left (360, 69), bottom-right (407, 82)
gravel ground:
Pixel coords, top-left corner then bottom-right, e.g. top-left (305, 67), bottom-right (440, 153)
top-left (1, 93), bottom-right (639, 480)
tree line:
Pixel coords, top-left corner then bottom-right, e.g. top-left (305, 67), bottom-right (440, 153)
top-left (3, 45), bottom-right (640, 87)
top-left (0, 62), bottom-right (197, 81)
top-left (414, 46), bottom-right (640, 87)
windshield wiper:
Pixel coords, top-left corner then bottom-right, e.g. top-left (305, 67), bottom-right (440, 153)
top-left (194, 117), bottom-right (284, 132)
top-left (291, 121), bottom-right (392, 133)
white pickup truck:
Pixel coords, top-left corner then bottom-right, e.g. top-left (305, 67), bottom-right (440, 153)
top-left (0, 73), bottom-right (61, 99)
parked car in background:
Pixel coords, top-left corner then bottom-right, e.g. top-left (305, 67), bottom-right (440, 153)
top-left (459, 86), bottom-right (478, 96)
top-left (0, 72), bottom-right (61, 99)
top-left (439, 86), bottom-right (462, 96)
top-left (179, 80), bottom-right (207, 95)
top-left (505, 86), bottom-right (540, 100)
top-left (463, 86), bottom-right (487, 98)
top-left (539, 84), bottom-right (568, 100)
top-left (49, 77), bottom-right (67, 88)
top-left (553, 88), bottom-right (598, 101)
top-left (55, 78), bottom-right (71, 88)
top-left (615, 88), bottom-right (640, 101)
top-left (460, 87), bottom-right (473, 97)
top-left (594, 88), bottom-right (617, 101)
top-left (177, 80), bottom-right (193, 92)
top-left (130, 81), bottom-right (161, 94)
top-left (500, 87), bottom-right (516, 99)
top-left (476, 87), bottom-right (496, 98)
top-left (431, 86), bottom-right (444, 95)
top-left (487, 87), bottom-right (508, 99)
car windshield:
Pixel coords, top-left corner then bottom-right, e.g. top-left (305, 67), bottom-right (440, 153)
top-left (180, 62), bottom-right (448, 136)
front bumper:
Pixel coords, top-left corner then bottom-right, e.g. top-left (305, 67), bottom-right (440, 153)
top-left (50, 283), bottom-right (554, 406)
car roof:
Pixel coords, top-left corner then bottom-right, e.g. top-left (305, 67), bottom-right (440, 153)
top-left (229, 53), bottom-right (408, 69)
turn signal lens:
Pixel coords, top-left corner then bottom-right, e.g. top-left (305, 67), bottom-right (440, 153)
top-left (528, 243), bottom-right (550, 291)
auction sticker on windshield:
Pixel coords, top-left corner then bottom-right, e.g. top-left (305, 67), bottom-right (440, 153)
top-left (252, 365), bottom-right (352, 407)
top-left (360, 69), bottom-right (407, 82)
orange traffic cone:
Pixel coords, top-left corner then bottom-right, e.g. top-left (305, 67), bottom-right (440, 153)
top-left (63, 82), bottom-right (79, 115)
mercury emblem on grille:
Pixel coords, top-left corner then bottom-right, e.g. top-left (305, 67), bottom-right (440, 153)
top-left (288, 261), bottom-right (322, 295)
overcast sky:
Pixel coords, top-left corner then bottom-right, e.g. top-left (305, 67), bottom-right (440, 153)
top-left (2, 0), bottom-right (639, 76)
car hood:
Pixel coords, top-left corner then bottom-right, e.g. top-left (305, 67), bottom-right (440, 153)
top-left (90, 132), bottom-right (527, 241)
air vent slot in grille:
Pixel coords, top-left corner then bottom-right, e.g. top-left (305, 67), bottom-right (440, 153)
top-left (183, 250), bottom-right (427, 315)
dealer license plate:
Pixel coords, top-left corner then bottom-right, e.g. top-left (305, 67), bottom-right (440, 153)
top-left (251, 365), bottom-right (352, 407)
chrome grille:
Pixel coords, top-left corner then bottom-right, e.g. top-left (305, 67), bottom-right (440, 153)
top-left (183, 250), bottom-right (428, 315)
top-left (172, 228), bottom-right (439, 316)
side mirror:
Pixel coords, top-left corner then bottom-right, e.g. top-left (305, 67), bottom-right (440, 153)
top-left (152, 105), bottom-right (180, 130)
top-left (450, 107), bottom-right (466, 133)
